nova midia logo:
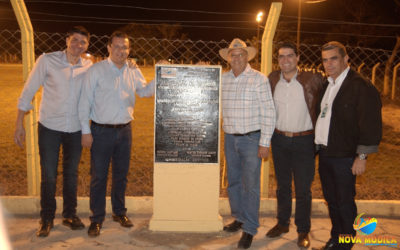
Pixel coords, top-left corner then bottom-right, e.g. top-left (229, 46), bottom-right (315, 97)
top-left (353, 212), bottom-right (377, 235)
top-left (338, 213), bottom-right (398, 248)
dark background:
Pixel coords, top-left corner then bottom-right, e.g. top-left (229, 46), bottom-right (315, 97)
top-left (1, 0), bottom-right (399, 49)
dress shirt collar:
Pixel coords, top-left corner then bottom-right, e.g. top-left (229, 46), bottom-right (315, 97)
top-left (107, 57), bottom-right (128, 72)
top-left (327, 66), bottom-right (350, 85)
top-left (62, 50), bottom-right (84, 67)
top-left (280, 68), bottom-right (299, 83)
top-left (228, 63), bottom-right (252, 78)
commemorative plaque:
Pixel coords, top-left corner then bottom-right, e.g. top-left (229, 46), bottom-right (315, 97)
top-left (154, 65), bottom-right (221, 163)
top-left (151, 64), bottom-right (223, 232)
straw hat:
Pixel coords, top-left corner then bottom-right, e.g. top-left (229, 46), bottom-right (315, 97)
top-left (219, 38), bottom-right (257, 61)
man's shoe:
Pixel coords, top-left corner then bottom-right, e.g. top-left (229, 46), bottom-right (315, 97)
top-left (112, 214), bottom-right (133, 228)
top-left (87, 222), bottom-right (102, 237)
top-left (223, 220), bottom-right (243, 232)
top-left (312, 238), bottom-right (337, 250)
top-left (298, 232), bottom-right (311, 248)
top-left (62, 216), bottom-right (85, 230)
top-left (36, 220), bottom-right (53, 237)
top-left (266, 223), bottom-right (289, 238)
top-left (238, 232), bottom-right (253, 249)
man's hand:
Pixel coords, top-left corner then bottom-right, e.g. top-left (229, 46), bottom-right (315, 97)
top-left (14, 109), bottom-right (26, 148)
top-left (196, 61), bottom-right (210, 65)
top-left (81, 133), bottom-right (93, 148)
top-left (352, 158), bottom-right (367, 175)
top-left (258, 146), bottom-right (269, 159)
top-left (156, 60), bottom-right (170, 65)
top-left (128, 59), bottom-right (138, 69)
top-left (14, 125), bottom-right (25, 148)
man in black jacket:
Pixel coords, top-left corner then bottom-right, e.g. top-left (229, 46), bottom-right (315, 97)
top-left (314, 41), bottom-right (382, 250)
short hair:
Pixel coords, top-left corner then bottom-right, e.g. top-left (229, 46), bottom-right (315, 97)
top-left (322, 41), bottom-right (347, 57)
top-left (67, 26), bottom-right (90, 40)
top-left (108, 31), bottom-right (129, 46)
top-left (277, 41), bottom-right (298, 56)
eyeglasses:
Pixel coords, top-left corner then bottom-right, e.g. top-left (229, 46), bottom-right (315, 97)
top-left (111, 45), bottom-right (129, 51)
top-left (229, 53), bottom-right (247, 59)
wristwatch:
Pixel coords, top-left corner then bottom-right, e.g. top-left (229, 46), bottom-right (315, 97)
top-left (358, 153), bottom-right (368, 160)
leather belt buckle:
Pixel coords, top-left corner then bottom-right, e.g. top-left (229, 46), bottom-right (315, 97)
top-left (285, 132), bottom-right (294, 137)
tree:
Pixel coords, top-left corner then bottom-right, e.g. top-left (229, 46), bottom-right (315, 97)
top-left (121, 23), bottom-right (187, 40)
top-left (383, 36), bottom-right (400, 96)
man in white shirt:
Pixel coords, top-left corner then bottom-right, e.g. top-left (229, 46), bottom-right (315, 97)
top-left (314, 41), bottom-right (382, 250)
top-left (219, 38), bottom-right (275, 249)
top-left (14, 26), bottom-right (91, 237)
top-left (79, 31), bottom-right (155, 237)
top-left (266, 41), bottom-right (324, 249)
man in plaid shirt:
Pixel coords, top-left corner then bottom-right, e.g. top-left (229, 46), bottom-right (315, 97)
top-left (219, 38), bottom-right (276, 249)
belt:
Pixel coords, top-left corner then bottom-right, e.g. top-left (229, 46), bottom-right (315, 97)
top-left (274, 129), bottom-right (314, 137)
top-left (316, 144), bottom-right (328, 150)
top-left (91, 121), bottom-right (131, 129)
top-left (232, 130), bottom-right (261, 136)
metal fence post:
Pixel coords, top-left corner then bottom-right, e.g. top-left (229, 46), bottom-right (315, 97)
top-left (10, 0), bottom-right (40, 196)
top-left (392, 62), bottom-right (400, 100)
top-left (357, 62), bottom-right (365, 73)
top-left (261, 2), bottom-right (282, 76)
top-left (259, 2), bottom-right (282, 199)
top-left (372, 62), bottom-right (381, 86)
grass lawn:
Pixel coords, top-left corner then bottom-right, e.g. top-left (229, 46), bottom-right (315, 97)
top-left (0, 64), bottom-right (399, 200)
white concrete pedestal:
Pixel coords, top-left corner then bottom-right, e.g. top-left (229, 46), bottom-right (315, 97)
top-left (149, 163), bottom-right (223, 232)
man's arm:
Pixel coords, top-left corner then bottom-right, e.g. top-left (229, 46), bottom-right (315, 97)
top-left (134, 67), bottom-right (155, 98)
top-left (14, 55), bottom-right (47, 148)
top-left (352, 77), bottom-right (382, 175)
top-left (257, 76), bottom-right (276, 157)
top-left (14, 110), bottom-right (27, 148)
top-left (135, 60), bottom-right (169, 98)
top-left (17, 55), bottom-right (47, 112)
top-left (78, 67), bottom-right (97, 148)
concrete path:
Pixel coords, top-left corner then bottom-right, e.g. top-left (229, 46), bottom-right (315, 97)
top-left (4, 214), bottom-right (399, 250)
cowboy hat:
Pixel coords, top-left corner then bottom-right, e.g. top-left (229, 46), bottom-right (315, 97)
top-left (219, 38), bottom-right (257, 61)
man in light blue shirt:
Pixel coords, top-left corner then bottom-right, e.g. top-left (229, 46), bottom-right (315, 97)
top-left (14, 26), bottom-right (91, 237)
top-left (79, 31), bottom-right (155, 237)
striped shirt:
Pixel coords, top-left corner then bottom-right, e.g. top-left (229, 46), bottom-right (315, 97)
top-left (222, 64), bottom-right (276, 147)
top-left (18, 51), bottom-right (92, 133)
top-left (79, 58), bottom-right (155, 134)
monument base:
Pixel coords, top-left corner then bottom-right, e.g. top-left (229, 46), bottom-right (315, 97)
top-left (149, 217), bottom-right (223, 232)
top-left (149, 163), bottom-right (223, 232)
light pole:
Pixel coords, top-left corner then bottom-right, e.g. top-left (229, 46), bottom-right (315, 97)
top-left (256, 11), bottom-right (263, 66)
top-left (297, 0), bottom-right (302, 51)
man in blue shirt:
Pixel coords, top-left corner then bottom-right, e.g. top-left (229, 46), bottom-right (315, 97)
top-left (14, 26), bottom-right (91, 237)
top-left (79, 31), bottom-right (155, 237)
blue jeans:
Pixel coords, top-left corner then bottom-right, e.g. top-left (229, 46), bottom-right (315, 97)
top-left (38, 122), bottom-right (82, 221)
top-left (319, 149), bottom-right (357, 250)
top-left (89, 123), bottom-right (132, 223)
top-left (271, 133), bottom-right (315, 233)
top-left (224, 132), bottom-right (261, 236)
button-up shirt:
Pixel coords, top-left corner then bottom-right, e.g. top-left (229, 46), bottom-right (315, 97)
top-left (17, 51), bottom-right (92, 133)
top-left (222, 64), bottom-right (276, 147)
top-left (274, 71), bottom-right (313, 132)
top-left (79, 58), bottom-right (155, 134)
top-left (315, 66), bottom-right (350, 146)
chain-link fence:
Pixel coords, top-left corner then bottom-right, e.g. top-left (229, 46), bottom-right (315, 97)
top-left (2, 29), bottom-right (400, 97)
top-left (1, 29), bottom-right (399, 199)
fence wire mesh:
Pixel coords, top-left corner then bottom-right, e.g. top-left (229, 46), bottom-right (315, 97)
top-left (0, 29), bottom-right (399, 198)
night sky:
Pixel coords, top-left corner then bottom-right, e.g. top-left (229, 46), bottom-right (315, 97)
top-left (1, 0), bottom-right (399, 48)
